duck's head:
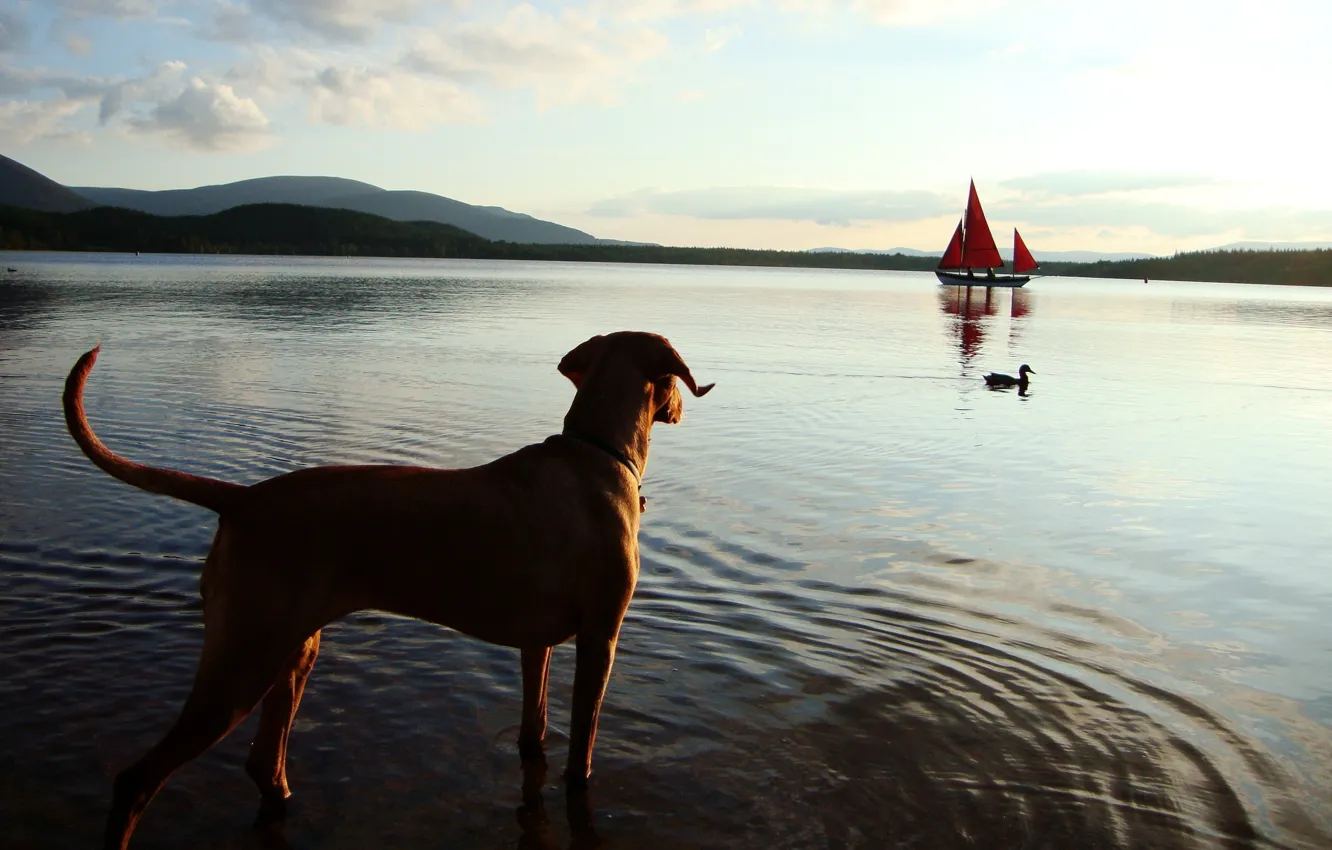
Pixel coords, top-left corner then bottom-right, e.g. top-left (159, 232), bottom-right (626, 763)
top-left (1018, 364), bottom-right (1034, 377)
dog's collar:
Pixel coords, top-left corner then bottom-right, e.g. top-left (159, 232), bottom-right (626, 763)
top-left (560, 429), bottom-right (642, 487)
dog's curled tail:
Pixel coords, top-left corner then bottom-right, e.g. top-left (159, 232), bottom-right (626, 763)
top-left (63, 345), bottom-right (243, 514)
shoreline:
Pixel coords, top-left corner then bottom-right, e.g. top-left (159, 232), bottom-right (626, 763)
top-left (6, 248), bottom-right (1332, 288)
top-left (3, 202), bottom-right (1330, 287)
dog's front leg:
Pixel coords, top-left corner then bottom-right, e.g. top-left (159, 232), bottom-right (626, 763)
top-left (563, 633), bottom-right (618, 788)
top-left (518, 646), bottom-right (553, 761)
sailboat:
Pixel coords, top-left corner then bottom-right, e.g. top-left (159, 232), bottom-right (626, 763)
top-left (935, 180), bottom-right (1038, 287)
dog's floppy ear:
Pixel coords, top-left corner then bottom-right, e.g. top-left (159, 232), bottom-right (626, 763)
top-left (558, 334), bottom-right (607, 389)
top-left (655, 339), bottom-right (715, 398)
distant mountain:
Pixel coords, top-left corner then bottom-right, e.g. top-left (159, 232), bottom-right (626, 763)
top-left (1211, 241), bottom-right (1332, 252)
top-left (68, 174), bottom-right (600, 245)
top-left (809, 246), bottom-right (1156, 263)
top-left (72, 176), bottom-right (382, 216)
top-left (808, 246), bottom-right (935, 256)
top-left (0, 202), bottom-right (487, 257)
top-left (594, 238), bottom-right (661, 247)
top-left (317, 190), bottom-right (598, 244)
top-left (0, 153), bottom-right (93, 213)
top-left (0, 203), bottom-right (935, 272)
top-left (1018, 249), bottom-right (1157, 263)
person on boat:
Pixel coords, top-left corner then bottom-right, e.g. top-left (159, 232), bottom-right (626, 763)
top-left (966, 269), bottom-right (975, 279)
top-left (986, 268), bottom-right (995, 280)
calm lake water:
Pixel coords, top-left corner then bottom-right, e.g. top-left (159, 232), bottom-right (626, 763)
top-left (1, 253), bottom-right (1330, 849)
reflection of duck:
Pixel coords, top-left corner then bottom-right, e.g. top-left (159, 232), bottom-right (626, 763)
top-left (984, 364), bottom-right (1034, 389)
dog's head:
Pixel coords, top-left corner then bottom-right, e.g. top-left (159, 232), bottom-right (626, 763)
top-left (558, 331), bottom-right (714, 424)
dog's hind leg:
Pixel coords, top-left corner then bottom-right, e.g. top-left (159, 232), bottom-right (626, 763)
top-left (246, 630), bottom-right (322, 823)
top-left (104, 613), bottom-right (311, 850)
top-left (563, 632), bottom-right (620, 788)
top-left (518, 646), bottom-right (553, 761)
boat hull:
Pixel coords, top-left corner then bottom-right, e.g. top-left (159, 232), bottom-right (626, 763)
top-left (935, 270), bottom-right (1029, 287)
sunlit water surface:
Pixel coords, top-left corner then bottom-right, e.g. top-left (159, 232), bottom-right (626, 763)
top-left (1, 253), bottom-right (1330, 849)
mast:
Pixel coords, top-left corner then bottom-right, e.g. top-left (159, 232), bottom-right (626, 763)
top-left (959, 180), bottom-right (1003, 270)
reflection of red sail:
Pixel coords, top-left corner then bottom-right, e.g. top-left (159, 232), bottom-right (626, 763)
top-left (960, 180), bottom-right (1003, 269)
top-left (938, 220), bottom-right (964, 270)
top-left (940, 285), bottom-right (997, 319)
top-left (1011, 288), bottom-right (1031, 318)
top-left (1013, 229), bottom-right (1038, 274)
top-left (940, 287), bottom-right (994, 363)
top-left (940, 286), bottom-right (1032, 363)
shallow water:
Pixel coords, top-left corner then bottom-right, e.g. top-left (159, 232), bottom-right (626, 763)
top-left (1, 253), bottom-right (1330, 849)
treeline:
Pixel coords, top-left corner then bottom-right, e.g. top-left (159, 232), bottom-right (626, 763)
top-left (0, 204), bottom-right (487, 258)
top-left (1040, 249), bottom-right (1332, 286)
top-left (0, 203), bottom-right (940, 271)
top-left (4, 203), bottom-right (1331, 285)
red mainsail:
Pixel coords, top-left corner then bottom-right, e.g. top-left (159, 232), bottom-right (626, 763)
top-left (1012, 229), bottom-right (1038, 273)
top-left (959, 180), bottom-right (1003, 269)
top-left (938, 220), bottom-right (964, 269)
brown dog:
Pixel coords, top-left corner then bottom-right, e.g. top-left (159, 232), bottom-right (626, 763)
top-left (62, 331), bottom-right (713, 850)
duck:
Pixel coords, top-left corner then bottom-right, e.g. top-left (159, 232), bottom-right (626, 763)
top-left (983, 364), bottom-right (1034, 389)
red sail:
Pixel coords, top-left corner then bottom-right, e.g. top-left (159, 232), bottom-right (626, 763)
top-left (960, 180), bottom-right (1003, 269)
top-left (938, 220), bottom-right (964, 269)
top-left (1012, 229), bottom-right (1038, 273)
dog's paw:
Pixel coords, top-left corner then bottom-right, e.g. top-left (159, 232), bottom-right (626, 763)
top-left (253, 793), bottom-right (289, 828)
top-left (562, 769), bottom-right (590, 791)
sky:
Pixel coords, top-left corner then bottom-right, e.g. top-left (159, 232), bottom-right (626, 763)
top-left (3, 0), bottom-right (1331, 253)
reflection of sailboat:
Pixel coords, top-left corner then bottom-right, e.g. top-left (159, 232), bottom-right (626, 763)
top-left (939, 285), bottom-right (995, 364)
top-left (940, 285), bottom-right (1034, 366)
top-left (1010, 287), bottom-right (1031, 319)
top-left (935, 180), bottom-right (1038, 287)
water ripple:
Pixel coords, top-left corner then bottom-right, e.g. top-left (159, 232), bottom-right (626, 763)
top-left (2, 258), bottom-right (1329, 849)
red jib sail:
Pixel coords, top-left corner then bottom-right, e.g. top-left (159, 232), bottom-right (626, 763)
top-left (1012, 229), bottom-right (1038, 273)
top-left (959, 180), bottom-right (1003, 269)
top-left (938, 220), bottom-right (964, 269)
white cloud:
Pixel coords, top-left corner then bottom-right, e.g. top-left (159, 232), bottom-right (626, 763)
top-left (0, 65), bottom-right (44, 96)
top-left (198, 0), bottom-right (260, 41)
top-left (0, 11), bottom-right (30, 52)
top-left (214, 2), bottom-right (673, 128)
top-left (0, 61), bottom-right (193, 131)
top-left (49, 0), bottom-right (163, 20)
top-left (64, 34), bottom-right (94, 55)
top-left (991, 197), bottom-right (1332, 240)
top-left (703, 24), bottom-right (740, 51)
top-left (1002, 171), bottom-right (1219, 199)
top-left (852, 0), bottom-right (1009, 25)
top-left (97, 60), bottom-right (189, 123)
top-left (306, 64), bottom-right (480, 129)
top-left (779, 0), bottom-right (1011, 26)
top-left (589, 186), bottom-right (953, 225)
top-left (603, 0), bottom-right (758, 20)
top-left (248, 0), bottom-right (425, 42)
top-left (0, 63), bottom-right (117, 100)
top-left (402, 3), bottom-right (669, 108)
top-left (219, 46), bottom-right (484, 128)
top-left (585, 182), bottom-right (1332, 242)
top-left (130, 76), bottom-right (271, 150)
top-left (0, 60), bottom-right (272, 152)
top-left (0, 98), bottom-right (89, 145)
